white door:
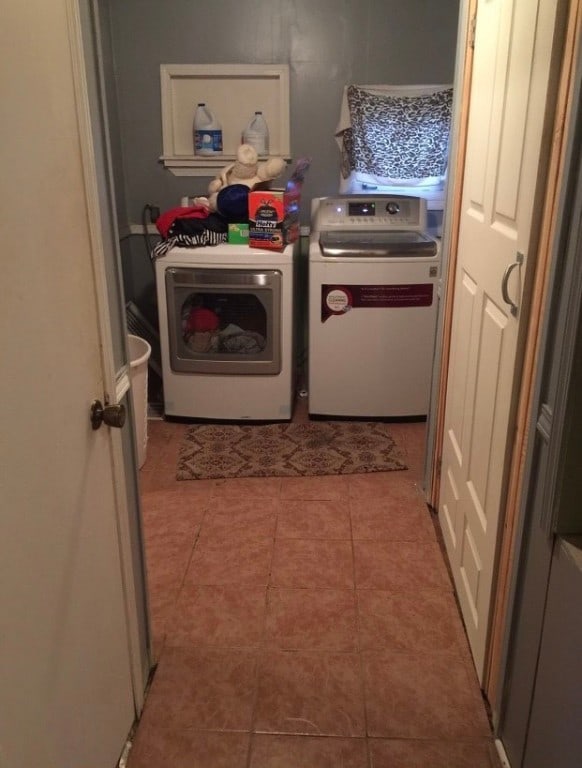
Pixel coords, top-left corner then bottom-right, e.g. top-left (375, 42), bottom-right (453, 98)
top-left (438, 0), bottom-right (563, 680)
top-left (0, 2), bottom-right (141, 766)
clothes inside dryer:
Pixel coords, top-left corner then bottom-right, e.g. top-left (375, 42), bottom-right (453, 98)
top-left (166, 266), bottom-right (280, 374)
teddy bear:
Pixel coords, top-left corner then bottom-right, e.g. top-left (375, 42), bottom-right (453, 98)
top-left (194, 143), bottom-right (286, 217)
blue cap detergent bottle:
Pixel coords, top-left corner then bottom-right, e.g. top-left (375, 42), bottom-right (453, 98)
top-left (193, 103), bottom-right (223, 156)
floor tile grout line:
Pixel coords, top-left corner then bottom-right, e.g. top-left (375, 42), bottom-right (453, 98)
top-left (243, 497), bottom-right (281, 763)
top-left (153, 494), bottom-right (215, 662)
top-left (347, 492), bottom-right (372, 763)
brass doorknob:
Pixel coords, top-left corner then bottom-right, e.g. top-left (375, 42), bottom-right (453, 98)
top-left (90, 399), bottom-right (126, 430)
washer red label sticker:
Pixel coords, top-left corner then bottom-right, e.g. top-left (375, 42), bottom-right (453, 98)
top-left (321, 284), bottom-right (433, 321)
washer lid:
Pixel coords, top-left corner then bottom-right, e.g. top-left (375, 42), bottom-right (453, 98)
top-left (319, 230), bottom-right (438, 258)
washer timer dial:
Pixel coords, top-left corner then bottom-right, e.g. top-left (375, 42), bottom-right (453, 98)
top-left (386, 201), bottom-right (400, 215)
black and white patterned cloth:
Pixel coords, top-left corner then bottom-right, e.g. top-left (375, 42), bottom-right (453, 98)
top-left (338, 85), bottom-right (453, 185)
top-left (152, 231), bottom-right (227, 258)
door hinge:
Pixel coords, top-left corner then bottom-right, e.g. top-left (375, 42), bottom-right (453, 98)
top-left (469, 13), bottom-right (477, 49)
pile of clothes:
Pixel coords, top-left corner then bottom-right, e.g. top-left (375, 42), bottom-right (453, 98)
top-left (182, 306), bottom-right (265, 356)
top-left (152, 206), bottom-right (228, 258)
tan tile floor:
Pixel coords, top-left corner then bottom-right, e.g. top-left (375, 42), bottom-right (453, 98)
top-left (129, 402), bottom-right (500, 768)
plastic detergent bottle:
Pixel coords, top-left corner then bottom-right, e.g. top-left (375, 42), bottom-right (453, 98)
top-left (243, 111), bottom-right (269, 156)
top-left (193, 103), bottom-right (223, 156)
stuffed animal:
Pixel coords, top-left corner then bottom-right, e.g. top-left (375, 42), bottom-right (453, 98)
top-left (195, 144), bottom-right (286, 217)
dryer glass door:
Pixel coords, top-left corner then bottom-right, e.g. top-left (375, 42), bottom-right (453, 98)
top-left (165, 267), bottom-right (282, 374)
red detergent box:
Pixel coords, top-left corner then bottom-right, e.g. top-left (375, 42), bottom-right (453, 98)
top-left (249, 157), bottom-right (311, 250)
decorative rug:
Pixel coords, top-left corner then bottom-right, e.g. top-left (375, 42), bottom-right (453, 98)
top-left (176, 421), bottom-right (407, 480)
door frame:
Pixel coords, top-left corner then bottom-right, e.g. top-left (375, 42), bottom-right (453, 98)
top-left (430, 0), bottom-right (580, 706)
top-left (497, 76), bottom-right (582, 760)
top-left (426, 0), bottom-right (476, 500)
top-left (68, 0), bottom-right (151, 712)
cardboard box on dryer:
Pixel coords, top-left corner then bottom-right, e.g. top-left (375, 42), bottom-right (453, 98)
top-left (248, 157), bottom-right (311, 250)
top-left (248, 190), bottom-right (286, 250)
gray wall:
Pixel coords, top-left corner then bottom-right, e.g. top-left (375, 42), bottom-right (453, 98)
top-left (103, 0), bottom-right (459, 325)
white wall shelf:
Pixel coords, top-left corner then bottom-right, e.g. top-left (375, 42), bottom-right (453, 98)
top-left (159, 64), bottom-right (291, 177)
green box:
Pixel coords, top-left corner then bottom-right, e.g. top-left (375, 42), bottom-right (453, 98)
top-left (228, 223), bottom-right (249, 244)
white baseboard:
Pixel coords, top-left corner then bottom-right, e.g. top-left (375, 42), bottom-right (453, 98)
top-left (495, 739), bottom-right (512, 768)
top-left (118, 223), bottom-right (160, 240)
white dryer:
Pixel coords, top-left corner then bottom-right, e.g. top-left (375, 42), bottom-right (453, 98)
top-left (156, 243), bottom-right (296, 420)
top-left (308, 195), bottom-right (440, 418)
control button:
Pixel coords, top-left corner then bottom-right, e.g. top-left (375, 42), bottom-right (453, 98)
top-left (386, 202), bottom-right (400, 215)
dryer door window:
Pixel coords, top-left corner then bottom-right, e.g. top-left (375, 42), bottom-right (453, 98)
top-left (165, 267), bottom-right (282, 374)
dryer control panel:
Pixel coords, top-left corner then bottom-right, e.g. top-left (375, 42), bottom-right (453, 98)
top-left (312, 195), bottom-right (427, 234)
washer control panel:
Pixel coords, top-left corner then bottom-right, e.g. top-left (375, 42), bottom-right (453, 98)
top-left (312, 195), bottom-right (427, 233)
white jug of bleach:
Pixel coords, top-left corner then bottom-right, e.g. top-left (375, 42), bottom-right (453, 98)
top-left (193, 103), bottom-right (223, 156)
top-left (243, 111), bottom-right (269, 156)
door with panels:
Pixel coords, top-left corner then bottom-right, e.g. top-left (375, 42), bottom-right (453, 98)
top-left (439, 0), bottom-right (564, 680)
top-left (0, 2), bottom-right (146, 766)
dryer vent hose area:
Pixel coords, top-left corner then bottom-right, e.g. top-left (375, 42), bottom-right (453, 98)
top-left (142, 203), bottom-right (161, 264)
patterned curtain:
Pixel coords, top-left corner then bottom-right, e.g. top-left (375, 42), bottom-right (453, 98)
top-left (341, 85), bottom-right (453, 183)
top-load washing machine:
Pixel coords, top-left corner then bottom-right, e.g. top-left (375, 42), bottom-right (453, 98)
top-left (308, 195), bottom-right (440, 418)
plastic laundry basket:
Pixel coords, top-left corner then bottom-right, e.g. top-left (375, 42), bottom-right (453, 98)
top-left (128, 334), bottom-right (151, 469)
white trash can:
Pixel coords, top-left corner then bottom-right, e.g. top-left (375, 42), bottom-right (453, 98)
top-left (128, 334), bottom-right (151, 469)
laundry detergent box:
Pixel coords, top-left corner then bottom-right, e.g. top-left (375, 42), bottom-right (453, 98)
top-left (248, 190), bottom-right (286, 249)
top-left (249, 157), bottom-right (311, 250)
